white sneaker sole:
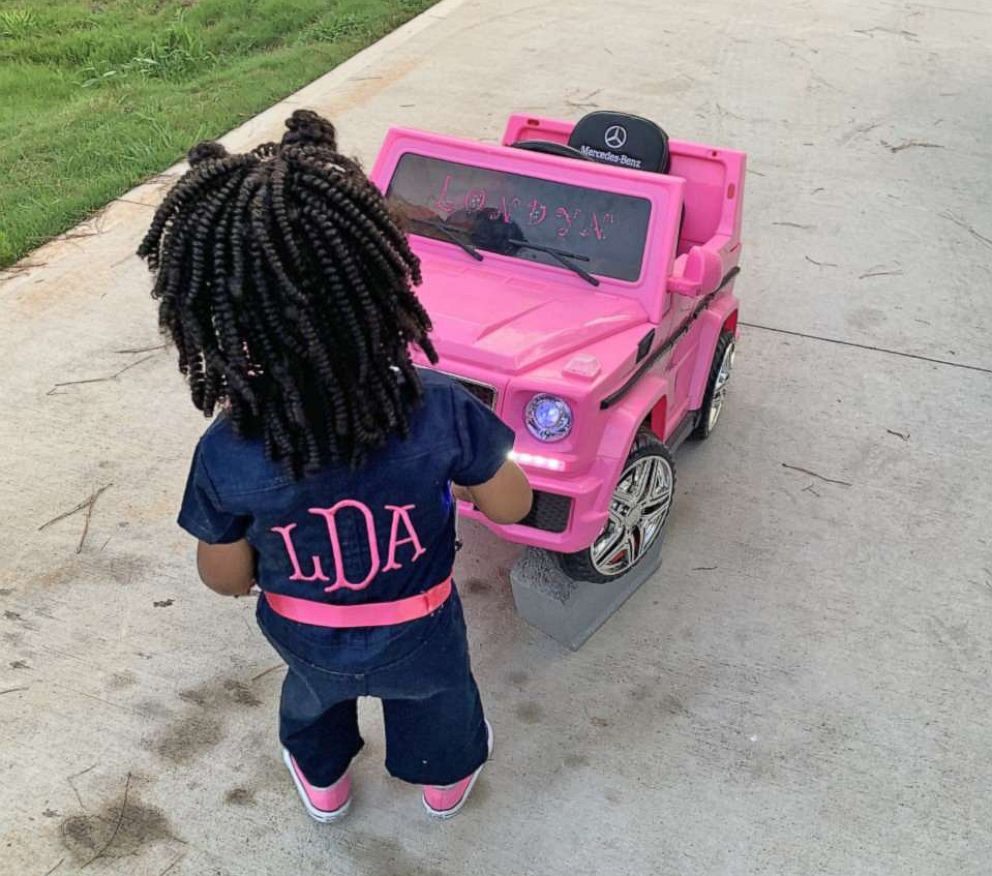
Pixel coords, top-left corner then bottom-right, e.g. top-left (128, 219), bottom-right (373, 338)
top-left (282, 749), bottom-right (352, 823)
top-left (422, 719), bottom-right (494, 820)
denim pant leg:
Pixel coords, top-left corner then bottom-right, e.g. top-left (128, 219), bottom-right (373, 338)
top-left (278, 665), bottom-right (365, 787)
top-left (374, 590), bottom-right (489, 786)
top-left (257, 606), bottom-right (366, 788)
top-left (381, 670), bottom-right (487, 786)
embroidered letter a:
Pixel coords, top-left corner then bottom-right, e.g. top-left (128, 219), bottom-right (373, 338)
top-left (383, 504), bottom-right (426, 572)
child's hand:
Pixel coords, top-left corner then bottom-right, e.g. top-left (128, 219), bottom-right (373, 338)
top-left (196, 539), bottom-right (256, 597)
top-left (207, 575), bottom-right (255, 598)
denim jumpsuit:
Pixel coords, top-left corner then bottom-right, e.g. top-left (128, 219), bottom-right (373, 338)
top-left (178, 371), bottom-right (514, 787)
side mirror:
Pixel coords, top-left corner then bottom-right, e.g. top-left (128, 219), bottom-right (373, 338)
top-left (670, 246), bottom-right (724, 298)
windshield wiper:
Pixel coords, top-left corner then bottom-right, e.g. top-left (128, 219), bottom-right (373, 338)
top-left (408, 217), bottom-right (483, 261)
top-left (507, 239), bottom-right (599, 286)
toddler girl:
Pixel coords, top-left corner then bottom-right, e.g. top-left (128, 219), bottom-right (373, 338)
top-left (138, 110), bottom-right (531, 820)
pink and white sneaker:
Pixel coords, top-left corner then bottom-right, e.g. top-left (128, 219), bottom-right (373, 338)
top-left (422, 720), bottom-right (494, 819)
top-left (282, 749), bottom-right (352, 822)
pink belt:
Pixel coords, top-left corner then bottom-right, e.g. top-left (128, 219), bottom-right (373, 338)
top-left (264, 578), bottom-right (452, 628)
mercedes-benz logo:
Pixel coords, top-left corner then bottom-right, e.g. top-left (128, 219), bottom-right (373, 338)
top-left (604, 125), bottom-right (627, 149)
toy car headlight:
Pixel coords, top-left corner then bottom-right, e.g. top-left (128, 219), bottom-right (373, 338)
top-left (525, 394), bottom-right (573, 442)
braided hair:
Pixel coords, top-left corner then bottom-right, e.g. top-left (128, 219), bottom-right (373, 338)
top-left (138, 110), bottom-right (437, 478)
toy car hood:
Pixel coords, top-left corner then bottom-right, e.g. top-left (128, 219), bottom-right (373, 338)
top-left (413, 258), bottom-right (647, 373)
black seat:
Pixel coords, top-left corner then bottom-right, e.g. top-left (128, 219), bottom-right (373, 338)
top-left (509, 112), bottom-right (684, 245)
top-left (567, 111), bottom-right (670, 174)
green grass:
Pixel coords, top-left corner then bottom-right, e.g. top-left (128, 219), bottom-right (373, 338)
top-left (0, 0), bottom-right (437, 267)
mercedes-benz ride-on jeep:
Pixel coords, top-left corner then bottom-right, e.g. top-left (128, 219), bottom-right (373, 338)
top-left (370, 111), bottom-right (746, 582)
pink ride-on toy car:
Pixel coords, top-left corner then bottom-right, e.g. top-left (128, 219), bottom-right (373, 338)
top-left (371, 111), bottom-right (745, 582)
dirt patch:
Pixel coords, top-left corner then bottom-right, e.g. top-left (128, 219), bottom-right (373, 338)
top-left (628, 683), bottom-right (649, 700)
top-left (515, 701), bottom-right (543, 725)
top-left (464, 578), bottom-right (491, 595)
top-left (333, 58), bottom-right (421, 116)
top-left (659, 694), bottom-right (689, 717)
top-left (155, 714), bottom-right (224, 764)
top-left (346, 833), bottom-right (444, 876)
top-left (99, 554), bottom-right (147, 587)
top-left (108, 670), bottom-right (137, 690)
top-left (60, 780), bottom-right (177, 865)
top-left (155, 674), bottom-right (261, 763)
top-left (1, 609), bottom-right (37, 631)
top-left (223, 679), bottom-right (262, 707)
top-left (25, 558), bottom-right (80, 590)
top-left (136, 699), bottom-right (173, 719)
top-left (178, 678), bottom-right (261, 709)
top-left (625, 681), bottom-right (690, 720)
top-left (18, 553), bottom-right (145, 595)
top-left (224, 787), bottom-right (255, 806)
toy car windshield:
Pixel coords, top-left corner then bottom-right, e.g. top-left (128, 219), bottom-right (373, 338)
top-left (385, 154), bottom-right (651, 282)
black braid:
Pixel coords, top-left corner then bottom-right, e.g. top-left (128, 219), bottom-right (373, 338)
top-left (138, 110), bottom-right (437, 478)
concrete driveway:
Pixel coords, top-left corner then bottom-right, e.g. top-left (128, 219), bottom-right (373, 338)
top-left (1, 0), bottom-right (990, 873)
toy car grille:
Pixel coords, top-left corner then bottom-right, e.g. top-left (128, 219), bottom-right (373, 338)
top-left (519, 491), bottom-right (572, 533)
top-left (454, 377), bottom-right (497, 410)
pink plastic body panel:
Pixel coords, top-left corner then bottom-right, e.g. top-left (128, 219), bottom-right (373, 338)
top-left (369, 117), bottom-right (746, 553)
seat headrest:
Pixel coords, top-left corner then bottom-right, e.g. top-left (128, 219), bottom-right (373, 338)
top-left (567, 111), bottom-right (670, 173)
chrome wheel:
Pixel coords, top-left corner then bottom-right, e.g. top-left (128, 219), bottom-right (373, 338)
top-left (590, 452), bottom-right (674, 578)
top-left (706, 339), bottom-right (735, 433)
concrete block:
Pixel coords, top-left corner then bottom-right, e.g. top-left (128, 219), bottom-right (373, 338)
top-left (509, 538), bottom-right (663, 650)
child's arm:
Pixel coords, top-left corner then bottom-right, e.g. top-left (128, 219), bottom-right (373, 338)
top-left (196, 539), bottom-right (255, 596)
top-left (455, 459), bottom-right (532, 525)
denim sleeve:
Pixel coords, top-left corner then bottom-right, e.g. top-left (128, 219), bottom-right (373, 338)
top-left (450, 383), bottom-right (516, 486)
top-left (177, 444), bottom-right (251, 544)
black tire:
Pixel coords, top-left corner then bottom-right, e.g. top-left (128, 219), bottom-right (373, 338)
top-left (691, 330), bottom-right (736, 440)
top-left (557, 433), bottom-right (676, 583)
